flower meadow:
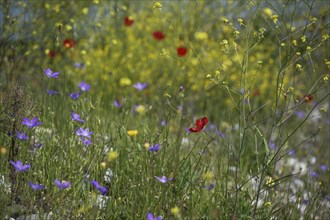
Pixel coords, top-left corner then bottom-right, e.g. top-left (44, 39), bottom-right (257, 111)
top-left (0, 1), bottom-right (329, 219)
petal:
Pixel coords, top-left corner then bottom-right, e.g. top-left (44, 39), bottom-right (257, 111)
top-left (201, 117), bottom-right (208, 126)
top-left (195, 119), bottom-right (203, 129)
top-left (189, 127), bottom-right (200, 132)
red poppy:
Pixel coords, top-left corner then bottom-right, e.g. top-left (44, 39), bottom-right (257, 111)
top-left (177, 47), bottom-right (188, 56)
top-left (63, 38), bottom-right (75, 48)
top-left (48, 50), bottom-right (57, 58)
top-left (303, 95), bottom-right (313, 102)
top-left (124, 16), bottom-right (134, 26)
top-left (189, 117), bottom-right (208, 132)
top-left (153, 31), bottom-right (165, 40)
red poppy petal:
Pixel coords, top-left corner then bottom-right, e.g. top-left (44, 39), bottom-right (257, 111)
top-left (177, 47), bottom-right (188, 56)
top-left (201, 117), bottom-right (208, 126)
top-left (195, 119), bottom-right (203, 129)
top-left (189, 127), bottom-right (200, 132)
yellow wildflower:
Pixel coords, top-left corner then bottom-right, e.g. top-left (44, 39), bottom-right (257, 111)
top-left (127, 130), bottom-right (138, 137)
top-left (154, 2), bottom-right (162, 9)
top-left (135, 105), bottom-right (146, 114)
top-left (107, 151), bottom-right (119, 161)
top-left (194, 32), bottom-right (208, 41)
top-left (120, 78), bottom-right (132, 87)
top-left (170, 206), bottom-right (180, 216)
top-left (144, 142), bottom-right (150, 149)
top-left (263, 8), bottom-right (273, 17)
top-left (100, 162), bottom-right (107, 168)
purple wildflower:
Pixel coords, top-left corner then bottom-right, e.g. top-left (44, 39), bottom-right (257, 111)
top-left (147, 213), bottom-right (163, 220)
top-left (320, 164), bottom-right (328, 172)
top-left (76, 128), bottom-right (93, 139)
top-left (91, 180), bottom-right (108, 195)
top-left (201, 183), bottom-right (215, 190)
top-left (78, 81), bottom-right (90, 92)
top-left (54, 179), bottom-right (71, 189)
top-left (10, 160), bottom-right (31, 172)
top-left (81, 138), bottom-right (92, 146)
top-left (29, 182), bottom-right (45, 190)
top-left (69, 92), bottom-right (81, 101)
top-left (47, 90), bottom-right (59, 96)
top-left (309, 170), bottom-right (318, 178)
top-left (133, 82), bottom-right (147, 91)
top-left (288, 149), bottom-right (296, 156)
top-left (154, 176), bottom-right (173, 183)
top-left (43, 68), bottom-right (59, 78)
top-left (302, 199), bottom-right (309, 205)
top-left (16, 131), bottom-right (28, 141)
top-left (22, 117), bottom-right (42, 128)
top-left (269, 141), bottom-right (276, 151)
top-left (148, 144), bottom-right (161, 152)
top-left (74, 62), bottom-right (85, 69)
top-left (326, 195), bottom-right (330, 202)
top-left (71, 111), bottom-right (84, 123)
top-left (113, 100), bottom-right (123, 108)
top-left (295, 111), bottom-right (305, 119)
top-left (34, 143), bottom-right (43, 149)
top-left (160, 120), bottom-right (166, 126)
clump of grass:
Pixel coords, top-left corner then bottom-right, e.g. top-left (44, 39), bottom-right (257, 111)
top-left (0, 0), bottom-right (329, 219)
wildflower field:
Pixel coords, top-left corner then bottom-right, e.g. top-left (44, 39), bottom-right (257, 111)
top-left (0, 0), bottom-right (329, 219)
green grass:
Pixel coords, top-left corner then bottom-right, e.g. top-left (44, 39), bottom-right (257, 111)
top-left (0, 0), bottom-right (329, 219)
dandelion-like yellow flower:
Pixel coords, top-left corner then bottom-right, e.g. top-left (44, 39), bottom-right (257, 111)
top-left (82, 8), bottom-right (89, 15)
top-left (107, 151), bottom-right (119, 161)
top-left (194, 32), bottom-right (208, 41)
top-left (100, 162), bottom-right (107, 168)
top-left (65, 24), bottom-right (72, 31)
top-left (120, 78), bottom-right (132, 87)
top-left (263, 8), bottom-right (273, 17)
top-left (170, 206), bottom-right (180, 216)
top-left (135, 105), bottom-right (146, 114)
top-left (127, 130), bottom-right (138, 137)
top-left (144, 142), bottom-right (150, 149)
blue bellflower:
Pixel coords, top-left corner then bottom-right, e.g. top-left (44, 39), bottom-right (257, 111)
top-left (91, 180), bottom-right (108, 195)
top-left (76, 128), bottom-right (93, 139)
top-left (69, 92), bottom-right (82, 100)
top-left (47, 90), bottom-right (59, 96)
top-left (147, 213), bottom-right (163, 220)
top-left (29, 182), bottom-right (45, 190)
top-left (54, 179), bottom-right (71, 189)
top-left (154, 176), bottom-right (173, 183)
top-left (134, 82), bottom-right (147, 91)
top-left (148, 144), bottom-right (161, 152)
top-left (43, 68), bottom-right (59, 78)
top-left (71, 111), bottom-right (84, 123)
top-left (22, 117), bottom-right (42, 128)
top-left (16, 131), bottom-right (29, 141)
top-left (78, 81), bottom-right (91, 92)
top-left (10, 160), bottom-right (31, 172)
